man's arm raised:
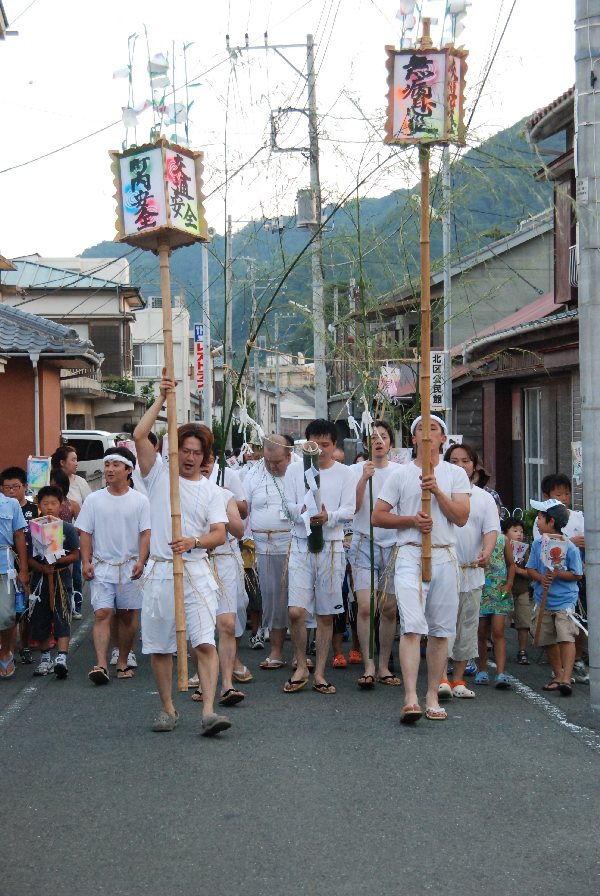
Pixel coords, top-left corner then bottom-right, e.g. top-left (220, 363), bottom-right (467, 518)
top-left (133, 369), bottom-right (176, 478)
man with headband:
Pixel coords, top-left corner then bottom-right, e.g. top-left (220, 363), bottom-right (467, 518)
top-left (372, 415), bottom-right (470, 723)
top-left (76, 447), bottom-right (151, 683)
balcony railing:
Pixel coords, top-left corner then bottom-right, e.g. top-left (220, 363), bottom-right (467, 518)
top-left (133, 364), bottom-right (162, 378)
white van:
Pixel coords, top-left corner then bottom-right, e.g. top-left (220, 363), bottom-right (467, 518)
top-left (61, 430), bottom-right (129, 490)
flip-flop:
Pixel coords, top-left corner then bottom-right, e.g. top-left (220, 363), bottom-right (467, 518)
top-left (292, 659), bottom-right (315, 670)
top-left (233, 666), bottom-right (253, 683)
top-left (377, 674), bottom-right (402, 686)
top-left (357, 674), bottom-right (376, 689)
top-left (117, 667), bottom-right (134, 679)
top-left (88, 666), bottom-right (109, 685)
top-left (425, 706), bottom-right (448, 720)
top-left (400, 704), bottom-right (422, 724)
top-left (543, 681), bottom-right (562, 692)
top-left (260, 657), bottom-right (287, 669)
top-left (312, 681), bottom-right (336, 695)
top-left (558, 682), bottom-right (573, 696)
top-left (188, 675), bottom-right (199, 688)
top-left (201, 713), bottom-right (232, 736)
top-left (191, 688), bottom-right (203, 702)
top-left (218, 688), bottom-right (245, 706)
top-left (0, 654), bottom-right (15, 679)
top-left (283, 677), bottom-right (309, 693)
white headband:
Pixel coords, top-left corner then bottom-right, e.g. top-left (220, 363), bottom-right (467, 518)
top-left (104, 454), bottom-right (134, 468)
top-left (410, 414), bottom-right (448, 435)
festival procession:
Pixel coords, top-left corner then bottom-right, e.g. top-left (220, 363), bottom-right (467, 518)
top-left (0, 1), bottom-right (598, 894)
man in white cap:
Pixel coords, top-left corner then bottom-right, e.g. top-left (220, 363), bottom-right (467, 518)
top-left (372, 414), bottom-right (470, 723)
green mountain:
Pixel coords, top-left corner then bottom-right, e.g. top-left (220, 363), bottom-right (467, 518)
top-left (82, 115), bottom-right (560, 363)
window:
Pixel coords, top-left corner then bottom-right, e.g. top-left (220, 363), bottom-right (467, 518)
top-left (524, 388), bottom-right (543, 504)
top-left (89, 324), bottom-right (121, 377)
top-left (133, 343), bottom-right (163, 378)
top-left (270, 404), bottom-right (277, 423)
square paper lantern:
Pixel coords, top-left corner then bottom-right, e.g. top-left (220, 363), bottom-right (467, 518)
top-left (109, 136), bottom-right (209, 253)
top-left (30, 516), bottom-right (64, 562)
top-left (384, 46), bottom-right (468, 145)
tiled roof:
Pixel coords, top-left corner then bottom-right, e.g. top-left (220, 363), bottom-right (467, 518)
top-left (525, 86), bottom-right (575, 131)
top-left (1, 259), bottom-right (122, 290)
top-left (0, 303), bottom-right (102, 364)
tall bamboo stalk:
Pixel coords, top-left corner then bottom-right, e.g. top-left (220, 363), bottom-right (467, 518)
top-left (419, 146), bottom-right (432, 583)
top-left (368, 430), bottom-right (375, 659)
top-left (158, 238), bottom-right (188, 693)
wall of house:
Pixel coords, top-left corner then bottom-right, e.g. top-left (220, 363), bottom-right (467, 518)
top-left (0, 359), bottom-right (61, 468)
top-left (453, 382), bottom-right (483, 454)
top-left (572, 370), bottom-right (583, 511)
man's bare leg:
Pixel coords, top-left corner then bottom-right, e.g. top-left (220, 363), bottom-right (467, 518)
top-left (377, 594), bottom-right (399, 679)
top-left (216, 612), bottom-right (238, 695)
top-left (266, 627), bottom-right (286, 663)
top-left (425, 635), bottom-right (448, 711)
top-left (399, 632), bottom-right (421, 707)
top-left (151, 653), bottom-right (175, 714)
top-left (195, 642), bottom-right (219, 718)
top-left (116, 609), bottom-right (137, 672)
top-left (92, 608), bottom-right (113, 669)
top-left (314, 614), bottom-right (333, 686)
top-left (289, 606), bottom-right (309, 682)
top-left (356, 590), bottom-right (377, 678)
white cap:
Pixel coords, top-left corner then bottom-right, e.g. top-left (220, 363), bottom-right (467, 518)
top-left (410, 414), bottom-right (448, 436)
top-left (530, 498), bottom-right (563, 512)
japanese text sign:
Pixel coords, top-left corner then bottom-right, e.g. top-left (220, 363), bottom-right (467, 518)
top-left (110, 136), bottom-right (209, 253)
top-left (384, 46), bottom-right (467, 145)
top-left (430, 350), bottom-right (449, 411)
top-left (194, 323), bottom-right (204, 389)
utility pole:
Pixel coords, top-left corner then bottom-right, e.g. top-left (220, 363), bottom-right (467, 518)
top-left (307, 33), bottom-right (327, 419)
top-left (201, 242), bottom-right (212, 427)
top-left (442, 145), bottom-right (452, 430)
top-left (576, 0), bottom-right (600, 722)
top-left (224, 214), bottom-right (233, 450)
top-left (242, 256), bottom-right (261, 431)
top-left (275, 313), bottom-right (281, 432)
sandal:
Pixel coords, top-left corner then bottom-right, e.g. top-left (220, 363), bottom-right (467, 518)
top-left (88, 666), bottom-right (109, 685)
top-left (233, 666), bottom-right (253, 682)
top-left (284, 677), bottom-right (309, 693)
top-left (377, 674), bottom-right (402, 686)
top-left (358, 674), bottom-right (376, 689)
top-left (188, 674), bottom-right (199, 688)
top-left (348, 650), bottom-right (362, 664)
top-left (558, 681), bottom-right (573, 696)
top-left (0, 654), bottom-right (15, 679)
top-left (425, 706), bottom-right (448, 720)
top-left (218, 688), bottom-right (245, 706)
top-left (332, 654), bottom-right (347, 668)
top-left (543, 681), bottom-right (562, 692)
top-left (313, 681), bottom-right (336, 695)
top-left (191, 688), bottom-right (203, 702)
top-left (260, 657), bottom-right (286, 669)
top-left (292, 659), bottom-right (315, 670)
top-left (400, 704), bottom-right (422, 724)
top-left (117, 667), bottom-right (134, 679)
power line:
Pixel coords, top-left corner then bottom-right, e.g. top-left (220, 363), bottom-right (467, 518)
top-left (467, 0), bottom-right (517, 129)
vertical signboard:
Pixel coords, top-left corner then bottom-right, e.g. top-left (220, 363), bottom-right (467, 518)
top-left (194, 323), bottom-right (204, 389)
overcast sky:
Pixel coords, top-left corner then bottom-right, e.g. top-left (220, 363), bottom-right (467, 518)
top-left (0, 0), bottom-right (575, 260)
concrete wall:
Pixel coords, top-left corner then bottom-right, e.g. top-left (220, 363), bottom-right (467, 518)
top-left (0, 359), bottom-right (61, 469)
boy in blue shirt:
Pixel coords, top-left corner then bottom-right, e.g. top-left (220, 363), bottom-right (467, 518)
top-left (527, 499), bottom-right (583, 696)
top-left (0, 490), bottom-right (29, 679)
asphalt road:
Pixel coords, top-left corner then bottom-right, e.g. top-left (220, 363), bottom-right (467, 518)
top-left (1, 599), bottom-right (599, 896)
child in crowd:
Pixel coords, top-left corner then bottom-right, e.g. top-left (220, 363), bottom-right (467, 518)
top-left (533, 473), bottom-right (587, 683)
top-left (527, 499), bottom-right (583, 695)
top-left (476, 497), bottom-right (515, 689)
top-left (28, 486), bottom-right (79, 678)
top-left (501, 516), bottom-right (532, 664)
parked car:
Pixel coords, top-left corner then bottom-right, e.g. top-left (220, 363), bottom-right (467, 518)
top-left (61, 430), bottom-right (129, 490)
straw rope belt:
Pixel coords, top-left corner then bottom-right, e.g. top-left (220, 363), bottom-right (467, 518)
top-left (351, 533), bottom-right (395, 610)
top-left (93, 555), bottom-right (135, 594)
top-left (145, 555), bottom-right (217, 623)
top-left (252, 528), bottom-right (292, 574)
top-left (401, 543), bottom-right (459, 605)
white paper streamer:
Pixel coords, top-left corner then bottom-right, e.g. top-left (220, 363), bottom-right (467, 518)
top-left (304, 467), bottom-right (319, 492)
top-left (300, 509), bottom-right (312, 537)
top-left (566, 607), bottom-right (589, 636)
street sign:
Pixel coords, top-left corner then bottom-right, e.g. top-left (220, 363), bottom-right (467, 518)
top-left (430, 350), bottom-right (449, 411)
top-left (194, 323), bottom-right (204, 389)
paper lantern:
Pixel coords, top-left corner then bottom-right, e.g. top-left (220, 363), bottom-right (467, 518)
top-left (398, 0), bottom-right (416, 12)
top-left (384, 45), bottom-right (468, 145)
top-left (109, 135), bottom-right (209, 253)
top-left (30, 516), bottom-right (64, 562)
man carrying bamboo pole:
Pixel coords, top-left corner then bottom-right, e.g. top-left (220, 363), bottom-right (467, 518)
top-left (350, 420), bottom-right (401, 689)
top-left (372, 415), bottom-right (470, 723)
top-left (283, 420), bottom-right (356, 695)
top-left (134, 373), bottom-right (232, 736)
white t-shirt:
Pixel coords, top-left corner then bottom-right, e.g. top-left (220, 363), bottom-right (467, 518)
top-left (284, 460), bottom-right (356, 548)
top-left (533, 509), bottom-right (584, 541)
top-left (209, 464), bottom-right (246, 505)
top-left (352, 461), bottom-right (397, 548)
top-left (75, 487), bottom-right (151, 583)
top-left (455, 485), bottom-right (500, 591)
top-left (376, 460), bottom-right (471, 564)
top-left (143, 458), bottom-right (228, 562)
top-left (212, 486), bottom-right (241, 555)
top-left (68, 474), bottom-right (92, 506)
top-left (244, 460), bottom-right (292, 554)
top-left (132, 452), bottom-right (162, 497)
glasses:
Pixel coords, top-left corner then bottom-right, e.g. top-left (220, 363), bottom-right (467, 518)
top-left (3, 484), bottom-right (23, 491)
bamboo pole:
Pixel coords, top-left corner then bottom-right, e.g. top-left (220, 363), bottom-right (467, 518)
top-left (368, 429), bottom-right (376, 659)
top-left (532, 584), bottom-right (550, 648)
top-left (158, 238), bottom-right (188, 693)
top-left (419, 145), bottom-right (432, 583)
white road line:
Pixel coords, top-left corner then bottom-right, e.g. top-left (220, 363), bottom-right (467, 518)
top-left (488, 660), bottom-right (600, 754)
top-left (0, 615), bottom-right (94, 731)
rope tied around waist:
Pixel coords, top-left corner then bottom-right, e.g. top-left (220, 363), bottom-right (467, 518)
top-left (93, 555), bottom-right (136, 594)
top-left (252, 528), bottom-right (292, 574)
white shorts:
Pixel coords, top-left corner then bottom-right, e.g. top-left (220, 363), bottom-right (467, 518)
top-left (288, 546), bottom-right (345, 617)
top-left (141, 558), bottom-right (219, 653)
top-left (90, 578), bottom-right (143, 613)
top-left (348, 534), bottom-right (395, 594)
top-left (211, 552), bottom-right (247, 638)
top-left (448, 588), bottom-right (482, 660)
top-left (394, 551), bottom-right (459, 638)
top-left (256, 552), bottom-right (289, 630)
